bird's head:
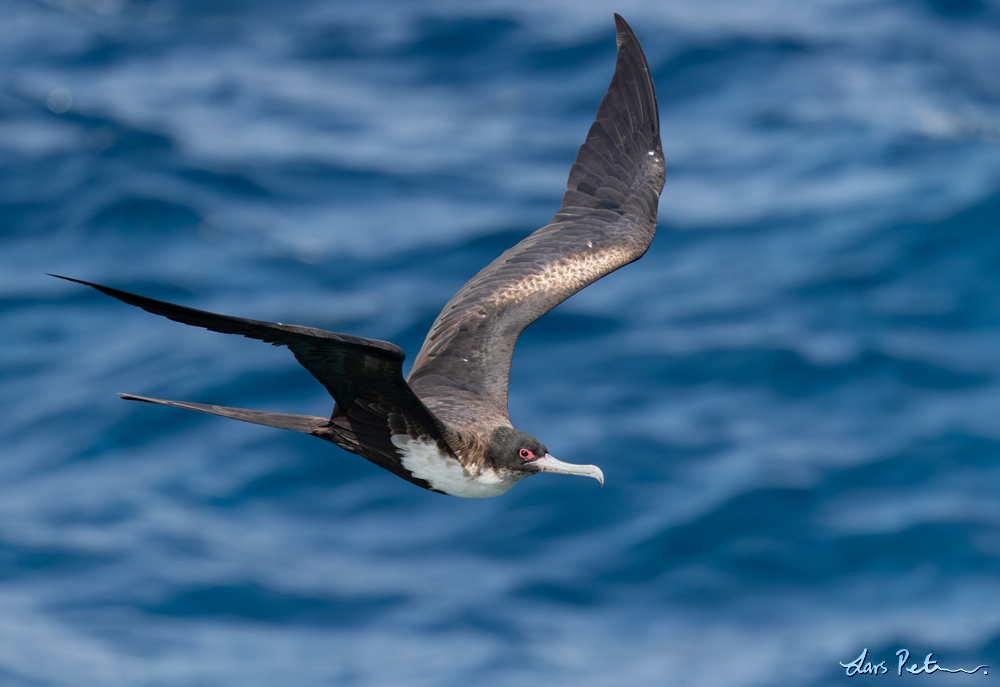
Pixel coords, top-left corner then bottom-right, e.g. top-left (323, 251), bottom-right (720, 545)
top-left (490, 427), bottom-right (604, 486)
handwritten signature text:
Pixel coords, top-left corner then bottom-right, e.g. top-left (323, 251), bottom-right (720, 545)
top-left (840, 649), bottom-right (987, 677)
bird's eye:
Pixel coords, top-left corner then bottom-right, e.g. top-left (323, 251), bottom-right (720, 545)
top-left (519, 448), bottom-right (534, 460)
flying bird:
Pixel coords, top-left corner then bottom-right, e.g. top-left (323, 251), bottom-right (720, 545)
top-left (54, 14), bottom-right (664, 497)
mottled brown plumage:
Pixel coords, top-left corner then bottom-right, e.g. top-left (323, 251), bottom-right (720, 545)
top-left (410, 16), bottom-right (663, 420)
top-left (54, 15), bottom-right (664, 497)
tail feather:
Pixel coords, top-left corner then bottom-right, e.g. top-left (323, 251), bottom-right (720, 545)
top-left (119, 394), bottom-right (329, 434)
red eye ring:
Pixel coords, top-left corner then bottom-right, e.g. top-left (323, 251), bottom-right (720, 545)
top-left (519, 449), bottom-right (534, 460)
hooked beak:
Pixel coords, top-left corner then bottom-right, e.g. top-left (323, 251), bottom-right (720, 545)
top-left (530, 454), bottom-right (604, 487)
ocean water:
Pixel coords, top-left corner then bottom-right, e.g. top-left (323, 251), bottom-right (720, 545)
top-left (3, 0), bottom-right (1000, 685)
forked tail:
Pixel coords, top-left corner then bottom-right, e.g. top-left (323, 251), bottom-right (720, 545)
top-left (120, 394), bottom-right (330, 434)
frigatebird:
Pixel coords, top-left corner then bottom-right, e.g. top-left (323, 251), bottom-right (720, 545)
top-left (54, 14), bottom-right (664, 497)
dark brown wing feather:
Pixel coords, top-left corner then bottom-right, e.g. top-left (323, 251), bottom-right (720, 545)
top-left (54, 276), bottom-right (451, 491)
top-left (407, 15), bottom-right (665, 413)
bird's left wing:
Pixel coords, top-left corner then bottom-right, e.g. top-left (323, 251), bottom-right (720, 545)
top-left (53, 275), bottom-right (454, 490)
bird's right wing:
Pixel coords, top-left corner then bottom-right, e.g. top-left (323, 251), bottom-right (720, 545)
top-left (407, 15), bottom-right (664, 412)
top-left (54, 275), bottom-right (454, 490)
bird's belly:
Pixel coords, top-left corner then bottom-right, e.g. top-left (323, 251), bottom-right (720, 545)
top-left (390, 435), bottom-right (524, 498)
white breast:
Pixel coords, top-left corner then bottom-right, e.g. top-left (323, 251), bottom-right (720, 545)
top-left (390, 435), bottom-right (525, 498)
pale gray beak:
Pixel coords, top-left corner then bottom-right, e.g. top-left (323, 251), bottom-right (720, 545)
top-left (530, 453), bottom-right (604, 487)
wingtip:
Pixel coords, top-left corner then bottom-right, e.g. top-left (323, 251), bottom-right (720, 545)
top-left (613, 14), bottom-right (637, 46)
top-left (49, 273), bottom-right (83, 284)
top-left (611, 12), bottom-right (660, 146)
top-left (49, 274), bottom-right (103, 290)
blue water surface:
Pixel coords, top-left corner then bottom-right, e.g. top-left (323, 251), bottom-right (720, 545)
top-left (3, 0), bottom-right (1000, 685)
